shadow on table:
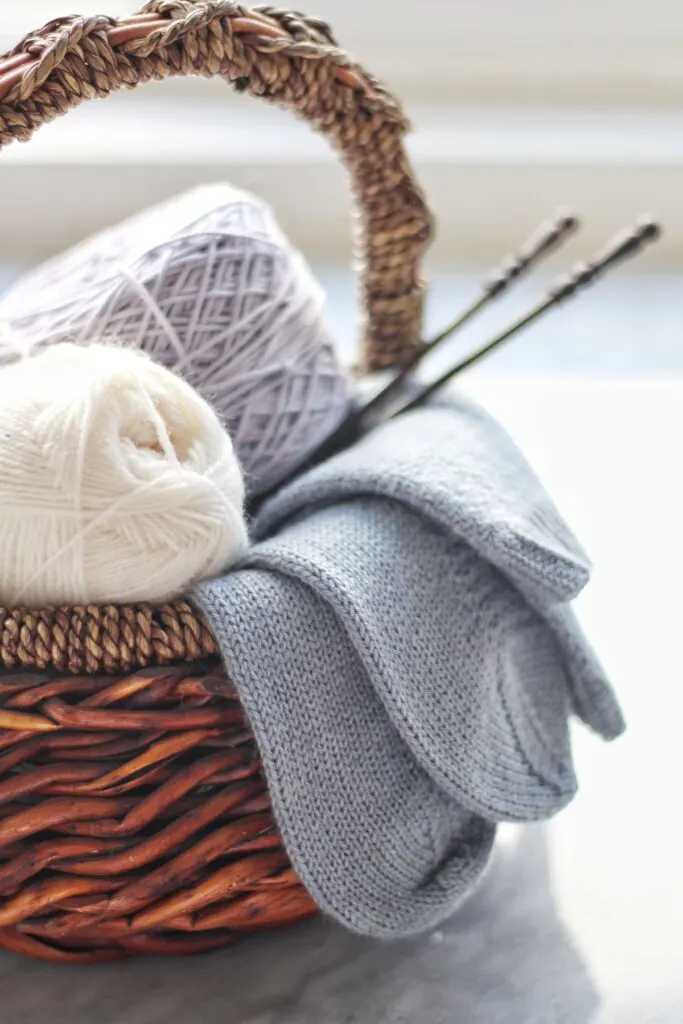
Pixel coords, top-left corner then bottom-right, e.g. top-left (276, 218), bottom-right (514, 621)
top-left (0, 824), bottom-right (600, 1024)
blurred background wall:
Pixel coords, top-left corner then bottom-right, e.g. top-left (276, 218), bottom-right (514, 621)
top-left (1, 0), bottom-right (682, 372)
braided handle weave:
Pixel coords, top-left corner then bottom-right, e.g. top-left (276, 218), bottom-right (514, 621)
top-left (0, 0), bottom-right (434, 371)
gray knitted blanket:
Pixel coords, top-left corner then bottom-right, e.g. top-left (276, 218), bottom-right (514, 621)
top-left (195, 393), bottom-right (624, 938)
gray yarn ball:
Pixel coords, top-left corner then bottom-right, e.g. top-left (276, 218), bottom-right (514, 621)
top-left (0, 185), bottom-right (351, 496)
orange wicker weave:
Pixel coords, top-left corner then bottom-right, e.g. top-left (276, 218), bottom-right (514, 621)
top-left (0, 0), bottom-right (433, 962)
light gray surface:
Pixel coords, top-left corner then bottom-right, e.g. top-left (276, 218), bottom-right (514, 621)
top-left (0, 826), bottom-right (598, 1024)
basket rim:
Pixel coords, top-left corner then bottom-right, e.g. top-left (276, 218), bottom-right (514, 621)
top-left (0, 601), bottom-right (218, 675)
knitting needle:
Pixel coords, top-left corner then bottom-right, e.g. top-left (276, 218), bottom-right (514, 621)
top-left (250, 215), bottom-right (656, 511)
top-left (392, 216), bottom-right (661, 416)
top-left (291, 210), bottom-right (580, 481)
top-left (356, 208), bottom-right (580, 424)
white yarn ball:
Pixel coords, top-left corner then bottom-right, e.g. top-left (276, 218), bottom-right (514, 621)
top-left (0, 342), bottom-right (248, 608)
top-left (0, 185), bottom-right (350, 495)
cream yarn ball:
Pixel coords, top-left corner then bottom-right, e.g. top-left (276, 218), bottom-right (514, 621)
top-left (0, 342), bottom-right (248, 608)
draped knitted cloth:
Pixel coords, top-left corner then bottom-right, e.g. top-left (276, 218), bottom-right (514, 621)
top-left (195, 393), bottom-right (624, 938)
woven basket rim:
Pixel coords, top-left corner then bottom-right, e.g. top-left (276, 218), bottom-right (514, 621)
top-left (0, 602), bottom-right (218, 674)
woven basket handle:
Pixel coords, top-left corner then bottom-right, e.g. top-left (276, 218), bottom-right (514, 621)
top-left (0, 1), bottom-right (433, 372)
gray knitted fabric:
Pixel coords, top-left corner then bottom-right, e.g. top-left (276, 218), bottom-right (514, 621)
top-left (195, 393), bottom-right (624, 938)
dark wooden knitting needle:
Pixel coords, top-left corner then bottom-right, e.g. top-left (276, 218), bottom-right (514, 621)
top-left (356, 208), bottom-right (580, 424)
top-left (393, 216), bottom-right (661, 416)
top-left (249, 215), bottom-right (657, 513)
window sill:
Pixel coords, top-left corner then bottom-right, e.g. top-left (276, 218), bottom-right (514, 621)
top-left (0, 99), bottom-right (681, 267)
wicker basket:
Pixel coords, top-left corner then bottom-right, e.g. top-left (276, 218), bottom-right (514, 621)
top-left (0, 2), bottom-right (433, 962)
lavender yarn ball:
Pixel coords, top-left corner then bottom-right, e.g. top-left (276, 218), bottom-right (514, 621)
top-left (0, 185), bottom-right (351, 495)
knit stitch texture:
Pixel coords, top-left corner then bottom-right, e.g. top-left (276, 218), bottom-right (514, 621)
top-left (195, 393), bottom-right (624, 937)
